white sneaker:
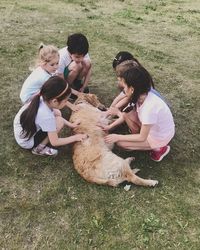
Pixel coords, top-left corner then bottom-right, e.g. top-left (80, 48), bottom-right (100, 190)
top-left (32, 146), bottom-right (58, 156)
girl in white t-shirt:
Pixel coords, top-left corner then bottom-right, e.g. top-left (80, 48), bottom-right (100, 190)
top-left (102, 65), bottom-right (175, 162)
top-left (20, 44), bottom-right (77, 111)
top-left (14, 76), bottom-right (87, 156)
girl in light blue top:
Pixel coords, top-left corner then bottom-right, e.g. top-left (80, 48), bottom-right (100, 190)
top-left (20, 44), bottom-right (59, 104)
top-left (20, 44), bottom-right (77, 111)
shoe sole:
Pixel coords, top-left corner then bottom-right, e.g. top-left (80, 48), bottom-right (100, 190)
top-left (32, 150), bottom-right (58, 157)
top-left (151, 145), bottom-right (170, 162)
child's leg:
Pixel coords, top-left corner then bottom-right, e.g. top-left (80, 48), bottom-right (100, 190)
top-left (67, 61), bottom-right (90, 93)
top-left (78, 59), bottom-right (91, 80)
top-left (116, 140), bottom-right (152, 151)
top-left (116, 110), bottom-right (151, 150)
top-left (32, 116), bottom-right (65, 156)
top-left (123, 110), bottom-right (141, 134)
top-left (33, 130), bottom-right (48, 148)
top-left (32, 131), bottom-right (54, 156)
top-left (33, 116), bottom-right (65, 148)
top-left (67, 61), bottom-right (83, 84)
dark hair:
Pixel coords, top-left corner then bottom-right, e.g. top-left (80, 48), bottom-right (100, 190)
top-left (122, 66), bottom-right (151, 104)
top-left (112, 51), bottom-right (140, 69)
top-left (20, 76), bottom-right (71, 139)
top-left (67, 33), bottom-right (89, 55)
top-left (113, 51), bottom-right (155, 88)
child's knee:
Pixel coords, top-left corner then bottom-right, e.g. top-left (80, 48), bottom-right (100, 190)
top-left (84, 60), bottom-right (91, 70)
top-left (82, 60), bottom-right (91, 73)
top-left (69, 61), bottom-right (83, 74)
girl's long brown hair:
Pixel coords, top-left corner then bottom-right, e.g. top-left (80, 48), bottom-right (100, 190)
top-left (20, 76), bottom-right (71, 139)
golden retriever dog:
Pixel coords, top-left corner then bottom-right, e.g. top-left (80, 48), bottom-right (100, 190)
top-left (70, 93), bottom-right (158, 188)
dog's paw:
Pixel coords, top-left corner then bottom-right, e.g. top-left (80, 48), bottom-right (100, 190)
top-left (148, 180), bottom-right (159, 187)
top-left (126, 156), bottom-right (135, 164)
top-left (132, 168), bottom-right (140, 174)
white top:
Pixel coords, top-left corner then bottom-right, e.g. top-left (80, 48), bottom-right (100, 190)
top-left (56, 46), bottom-right (90, 75)
top-left (13, 97), bottom-right (57, 149)
top-left (20, 66), bottom-right (52, 103)
top-left (136, 92), bottom-right (175, 141)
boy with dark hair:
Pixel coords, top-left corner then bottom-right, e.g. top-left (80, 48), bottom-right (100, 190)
top-left (57, 33), bottom-right (91, 93)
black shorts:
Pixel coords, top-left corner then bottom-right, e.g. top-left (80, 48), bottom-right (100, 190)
top-left (33, 130), bottom-right (47, 147)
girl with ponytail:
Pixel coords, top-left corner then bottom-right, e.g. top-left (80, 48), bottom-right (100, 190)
top-left (14, 76), bottom-right (86, 156)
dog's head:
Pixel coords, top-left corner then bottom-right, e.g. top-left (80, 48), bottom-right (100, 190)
top-left (75, 93), bottom-right (107, 111)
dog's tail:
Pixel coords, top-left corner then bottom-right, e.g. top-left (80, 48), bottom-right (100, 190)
top-left (124, 167), bottom-right (158, 187)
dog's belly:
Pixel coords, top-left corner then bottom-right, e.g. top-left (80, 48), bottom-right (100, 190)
top-left (71, 107), bottom-right (105, 133)
top-left (70, 102), bottom-right (127, 182)
top-left (73, 134), bottom-right (125, 181)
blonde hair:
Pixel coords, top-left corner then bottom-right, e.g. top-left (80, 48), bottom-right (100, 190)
top-left (29, 43), bottom-right (59, 71)
top-left (115, 60), bottom-right (139, 77)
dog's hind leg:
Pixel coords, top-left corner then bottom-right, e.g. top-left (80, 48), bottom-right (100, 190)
top-left (125, 157), bottom-right (135, 164)
top-left (107, 179), bottom-right (122, 187)
top-left (125, 167), bottom-right (158, 187)
top-left (87, 174), bottom-right (121, 187)
top-left (125, 157), bottom-right (139, 172)
top-left (86, 176), bottom-right (115, 186)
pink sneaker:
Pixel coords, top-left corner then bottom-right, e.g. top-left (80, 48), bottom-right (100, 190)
top-left (150, 145), bottom-right (170, 162)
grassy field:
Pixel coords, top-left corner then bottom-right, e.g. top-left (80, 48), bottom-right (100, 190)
top-left (0, 0), bottom-right (200, 249)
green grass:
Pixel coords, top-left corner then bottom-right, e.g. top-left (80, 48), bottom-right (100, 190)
top-left (0, 0), bottom-right (200, 249)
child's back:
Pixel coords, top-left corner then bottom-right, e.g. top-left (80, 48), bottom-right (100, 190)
top-left (20, 44), bottom-right (59, 104)
top-left (20, 66), bottom-right (51, 103)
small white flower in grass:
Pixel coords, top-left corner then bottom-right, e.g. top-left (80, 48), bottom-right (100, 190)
top-left (71, 196), bottom-right (77, 200)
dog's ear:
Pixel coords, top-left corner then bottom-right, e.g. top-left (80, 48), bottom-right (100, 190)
top-left (75, 93), bottom-right (106, 109)
top-left (74, 93), bottom-right (87, 104)
top-left (89, 95), bottom-right (107, 110)
top-left (89, 94), bottom-right (98, 105)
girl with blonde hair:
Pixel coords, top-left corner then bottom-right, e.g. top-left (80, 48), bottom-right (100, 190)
top-left (20, 44), bottom-right (59, 103)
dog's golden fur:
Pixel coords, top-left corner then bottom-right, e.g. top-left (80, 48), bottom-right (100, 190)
top-left (70, 93), bottom-right (158, 187)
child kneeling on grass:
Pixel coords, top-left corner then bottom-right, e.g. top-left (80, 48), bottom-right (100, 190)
top-left (102, 65), bottom-right (175, 162)
top-left (56, 33), bottom-right (91, 94)
top-left (20, 44), bottom-right (77, 111)
top-left (110, 51), bottom-right (166, 110)
top-left (14, 76), bottom-right (87, 156)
